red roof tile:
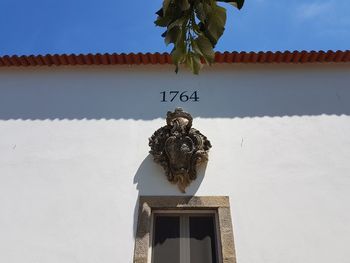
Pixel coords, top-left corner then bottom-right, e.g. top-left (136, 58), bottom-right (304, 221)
top-left (0, 50), bottom-right (349, 67)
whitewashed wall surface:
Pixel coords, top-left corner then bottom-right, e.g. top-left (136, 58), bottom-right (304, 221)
top-left (0, 63), bottom-right (350, 263)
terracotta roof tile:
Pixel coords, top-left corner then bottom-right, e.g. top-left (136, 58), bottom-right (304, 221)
top-left (0, 50), bottom-right (349, 67)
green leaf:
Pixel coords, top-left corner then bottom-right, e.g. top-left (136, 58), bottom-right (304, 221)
top-left (156, 8), bottom-right (164, 17)
top-left (155, 2), bottom-right (184, 28)
top-left (194, 2), bottom-right (206, 22)
top-left (163, 0), bottom-right (172, 14)
top-left (154, 15), bottom-right (172, 27)
top-left (184, 53), bottom-right (202, 75)
top-left (202, 0), bottom-right (212, 15)
top-left (185, 54), bottom-right (193, 71)
top-left (191, 38), bottom-right (204, 57)
top-left (165, 26), bottom-right (181, 45)
top-left (195, 36), bottom-right (215, 64)
top-left (205, 4), bottom-right (227, 46)
top-left (171, 47), bottom-right (186, 73)
top-left (191, 54), bottom-right (202, 74)
top-left (176, 0), bottom-right (190, 11)
top-left (167, 16), bottom-right (188, 31)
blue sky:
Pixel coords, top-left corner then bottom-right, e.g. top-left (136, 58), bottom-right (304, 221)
top-left (0, 0), bottom-right (349, 55)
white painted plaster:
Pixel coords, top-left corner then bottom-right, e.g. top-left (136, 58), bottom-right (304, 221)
top-left (0, 63), bottom-right (350, 263)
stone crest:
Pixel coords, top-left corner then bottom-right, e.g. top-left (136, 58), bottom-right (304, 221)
top-left (149, 108), bottom-right (211, 192)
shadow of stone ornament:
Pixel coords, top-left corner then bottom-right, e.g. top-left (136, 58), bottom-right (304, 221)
top-left (149, 108), bottom-right (212, 193)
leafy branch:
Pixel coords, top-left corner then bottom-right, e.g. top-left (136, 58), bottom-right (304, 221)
top-left (155, 0), bottom-right (244, 74)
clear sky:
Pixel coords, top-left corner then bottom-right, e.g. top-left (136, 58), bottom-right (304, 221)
top-left (0, 0), bottom-right (349, 55)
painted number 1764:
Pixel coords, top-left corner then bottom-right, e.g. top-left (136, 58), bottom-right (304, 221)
top-left (160, 91), bottom-right (199, 102)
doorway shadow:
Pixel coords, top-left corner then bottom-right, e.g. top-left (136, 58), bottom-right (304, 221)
top-left (132, 154), bottom-right (207, 238)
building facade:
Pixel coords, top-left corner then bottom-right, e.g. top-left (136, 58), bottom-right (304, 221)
top-left (0, 51), bottom-right (350, 263)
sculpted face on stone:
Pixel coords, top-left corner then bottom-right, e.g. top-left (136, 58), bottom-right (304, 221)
top-left (149, 108), bottom-right (211, 192)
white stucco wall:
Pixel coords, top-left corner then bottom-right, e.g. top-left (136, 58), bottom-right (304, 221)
top-left (0, 63), bottom-right (350, 263)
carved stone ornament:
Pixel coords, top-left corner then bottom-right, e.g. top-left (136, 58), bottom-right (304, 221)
top-left (149, 108), bottom-right (212, 193)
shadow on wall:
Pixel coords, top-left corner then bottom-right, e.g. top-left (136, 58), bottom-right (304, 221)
top-left (132, 154), bottom-right (207, 238)
top-left (0, 65), bottom-right (350, 120)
